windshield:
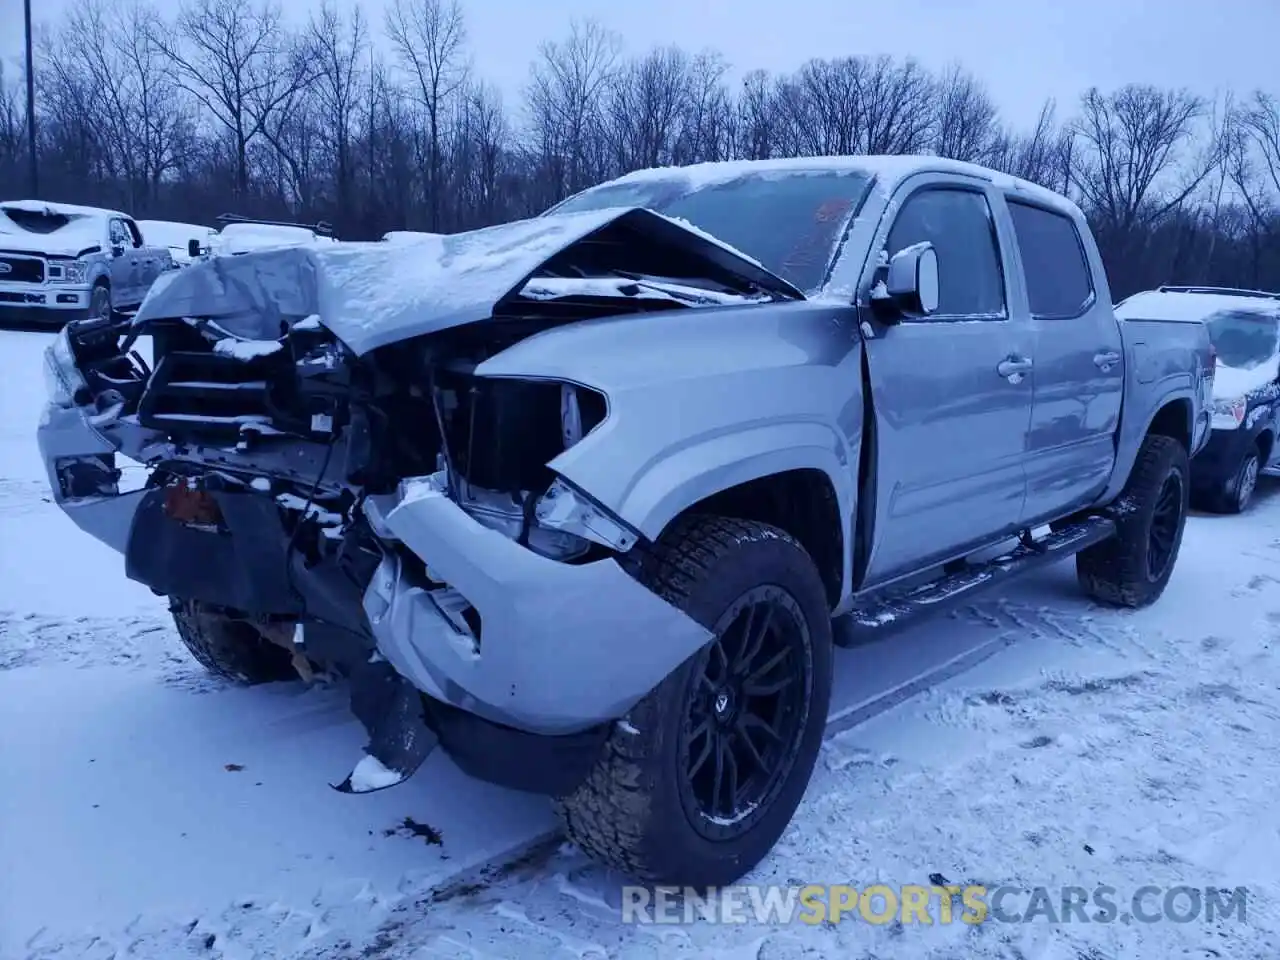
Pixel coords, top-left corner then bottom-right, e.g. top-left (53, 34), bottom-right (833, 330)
top-left (1205, 309), bottom-right (1280, 369)
top-left (548, 170), bottom-right (874, 292)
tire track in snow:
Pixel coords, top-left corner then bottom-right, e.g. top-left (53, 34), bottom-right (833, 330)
top-left (0, 611), bottom-right (225, 691)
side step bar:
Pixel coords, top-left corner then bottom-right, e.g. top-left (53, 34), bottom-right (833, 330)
top-left (838, 514), bottom-right (1116, 646)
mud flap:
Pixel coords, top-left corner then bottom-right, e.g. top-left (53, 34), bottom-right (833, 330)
top-left (332, 659), bottom-right (439, 794)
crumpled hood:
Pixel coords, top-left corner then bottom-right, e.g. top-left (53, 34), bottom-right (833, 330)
top-left (131, 206), bottom-right (803, 355)
top-left (0, 229), bottom-right (102, 258)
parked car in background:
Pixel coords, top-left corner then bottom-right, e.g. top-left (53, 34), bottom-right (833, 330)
top-left (40, 155), bottom-right (1212, 888)
top-left (206, 215), bottom-right (337, 258)
top-left (138, 220), bottom-right (219, 267)
top-left (0, 200), bottom-right (174, 326)
top-left (1116, 285), bottom-right (1280, 513)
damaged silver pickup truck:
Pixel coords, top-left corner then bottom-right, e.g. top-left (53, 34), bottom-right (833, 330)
top-left (38, 156), bottom-right (1212, 887)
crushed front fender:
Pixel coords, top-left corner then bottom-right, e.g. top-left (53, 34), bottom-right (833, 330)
top-left (362, 480), bottom-right (713, 736)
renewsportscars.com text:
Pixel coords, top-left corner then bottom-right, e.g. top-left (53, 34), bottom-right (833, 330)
top-left (621, 884), bottom-right (1249, 925)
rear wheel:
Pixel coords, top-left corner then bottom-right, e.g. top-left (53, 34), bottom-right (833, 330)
top-left (554, 516), bottom-right (834, 888)
top-left (1076, 434), bottom-right (1189, 608)
top-left (170, 599), bottom-right (300, 685)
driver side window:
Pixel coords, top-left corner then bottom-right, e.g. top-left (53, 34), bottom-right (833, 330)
top-left (109, 219), bottom-right (130, 246)
top-left (886, 187), bottom-right (1006, 319)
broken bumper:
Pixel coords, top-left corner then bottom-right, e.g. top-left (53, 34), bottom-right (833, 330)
top-left (36, 402), bottom-right (147, 554)
top-left (362, 482), bottom-right (713, 736)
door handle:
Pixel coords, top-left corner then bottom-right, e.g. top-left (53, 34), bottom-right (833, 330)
top-left (997, 356), bottom-right (1033, 380)
top-left (1094, 351), bottom-right (1121, 370)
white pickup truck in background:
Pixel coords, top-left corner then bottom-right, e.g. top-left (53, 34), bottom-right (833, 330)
top-left (0, 201), bottom-right (175, 327)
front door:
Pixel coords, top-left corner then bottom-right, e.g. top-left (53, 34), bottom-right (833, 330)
top-left (859, 178), bottom-right (1034, 585)
top-left (1002, 197), bottom-right (1123, 523)
top-left (108, 218), bottom-right (139, 306)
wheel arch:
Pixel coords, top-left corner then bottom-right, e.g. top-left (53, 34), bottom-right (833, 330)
top-left (657, 463), bottom-right (849, 612)
top-left (1100, 392), bottom-right (1194, 505)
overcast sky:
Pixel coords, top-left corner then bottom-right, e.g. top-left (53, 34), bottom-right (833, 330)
top-left (2, 0), bottom-right (1276, 129)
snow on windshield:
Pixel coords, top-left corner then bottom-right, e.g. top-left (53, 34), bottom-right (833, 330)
top-left (549, 170), bottom-right (873, 293)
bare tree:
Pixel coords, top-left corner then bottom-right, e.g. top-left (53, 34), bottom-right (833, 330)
top-left (526, 20), bottom-right (620, 199)
top-left (153, 0), bottom-right (314, 196)
top-left (676, 50), bottom-right (733, 164)
top-left (605, 46), bottom-right (691, 171)
top-left (987, 100), bottom-right (1074, 194)
top-left (1071, 84), bottom-right (1216, 234)
top-left (735, 69), bottom-right (777, 160)
top-left (1237, 91), bottom-right (1280, 201)
top-left (932, 64), bottom-right (999, 162)
top-left (308, 1), bottom-right (367, 226)
top-left (51, 0), bottom-right (189, 210)
top-left (385, 0), bottom-right (469, 230)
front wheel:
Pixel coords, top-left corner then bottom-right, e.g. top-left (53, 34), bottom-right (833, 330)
top-left (1077, 434), bottom-right (1189, 608)
top-left (171, 599), bottom-right (302, 685)
top-left (88, 282), bottom-right (111, 322)
top-left (554, 516), bottom-right (834, 888)
top-left (1224, 448), bottom-right (1260, 514)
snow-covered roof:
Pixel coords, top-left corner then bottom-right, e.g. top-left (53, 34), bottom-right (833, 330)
top-left (0, 199), bottom-right (128, 220)
top-left (605, 155), bottom-right (1074, 213)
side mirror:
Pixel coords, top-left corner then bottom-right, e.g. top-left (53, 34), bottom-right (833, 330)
top-left (877, 242), bottom-right (940, 319)
top-left (110, 243), bottom-right (125, 258)
top-left (188, 238), bottom-right (202, 259)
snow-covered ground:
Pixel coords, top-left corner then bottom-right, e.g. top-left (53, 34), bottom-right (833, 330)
top-left (3, 326), bottom-right (1280, 959)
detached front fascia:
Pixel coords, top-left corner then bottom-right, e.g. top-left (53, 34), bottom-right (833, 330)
top-left (362, 479), bottom-right (712, 735)
top-left (37, 402), bottom-right (150, 553)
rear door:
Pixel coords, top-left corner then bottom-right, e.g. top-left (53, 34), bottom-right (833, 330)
top-left (858, 174), bottom-right (1035, 585)
top-left (1003, 197), bottom-right (1123, 524)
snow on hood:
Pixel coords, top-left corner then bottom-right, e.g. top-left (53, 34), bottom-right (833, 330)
top-left (132, 207), bottom-right (801, 355)
top-left (1213, 355), bottom-right (1280, 401)
top-left (0, 201), bottom-right (108, 257)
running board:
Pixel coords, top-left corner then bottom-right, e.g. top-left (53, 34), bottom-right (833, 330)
top-left (838, 514), bottom-right (1116, 646)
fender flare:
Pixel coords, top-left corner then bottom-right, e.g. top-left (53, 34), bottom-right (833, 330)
top-left (1101, 389), bottom-right (1196, 504)
top-left (586, 419), bottom-right (858, 577)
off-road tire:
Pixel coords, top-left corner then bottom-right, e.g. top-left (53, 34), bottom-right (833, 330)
top-left (553, 515), bottom-right (834, 888)
top-left (1076, 434), bottom-right (1189, 608)
top-left (170, 599), bottom-right (299, 685)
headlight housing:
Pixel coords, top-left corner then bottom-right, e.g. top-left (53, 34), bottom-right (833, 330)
top-left (1212, 396), bottom-right (1247, 430)
top-left (42, 329), bottom-right (88, 407)
top-left (535, 476), bottom-right (638, 552)
top-left (48, 259), bottom-right (89, 284)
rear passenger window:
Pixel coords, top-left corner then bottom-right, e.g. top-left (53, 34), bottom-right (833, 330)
top-left (1007, 200), bottom-right (1094, 318)
top-left (886, 188), bottom-right (1006, 318)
